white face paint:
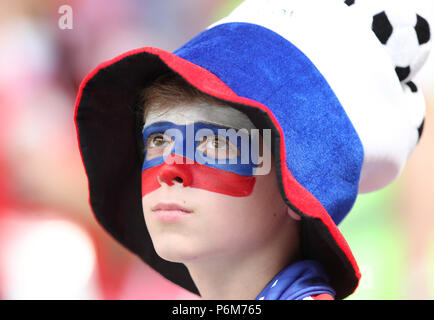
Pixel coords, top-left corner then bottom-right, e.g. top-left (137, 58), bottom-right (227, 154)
top-left (144, 101), bottom-right (257, 131)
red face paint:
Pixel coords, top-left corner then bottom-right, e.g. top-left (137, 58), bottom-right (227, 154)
top-left (142, 154), bottom-right (256, 197)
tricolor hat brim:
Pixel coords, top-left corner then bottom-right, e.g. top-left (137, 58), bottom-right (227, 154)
top-left (75, 22), bottom-right (362, 299)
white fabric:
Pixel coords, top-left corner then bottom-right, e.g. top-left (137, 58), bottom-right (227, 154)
top-left (208, 0), bottom-right (430, 193)
top-left (347, 0), bottom-right (432, 81)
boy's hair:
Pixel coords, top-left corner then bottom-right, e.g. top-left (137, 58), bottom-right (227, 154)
top-left (140, 72), bottom-right (230, 122)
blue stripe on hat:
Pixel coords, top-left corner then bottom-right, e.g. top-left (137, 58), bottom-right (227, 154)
top-left (174, 22), bottom-right (364, 224)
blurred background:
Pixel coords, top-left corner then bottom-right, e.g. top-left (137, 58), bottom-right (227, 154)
top-left (0, 0), bottom-right (432, 300)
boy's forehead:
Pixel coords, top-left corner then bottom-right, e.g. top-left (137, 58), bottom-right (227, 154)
top-left (144, 102), bottom-right (256, 130)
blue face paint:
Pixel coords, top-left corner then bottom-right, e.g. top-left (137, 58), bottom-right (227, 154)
top-left (141, 121), bottom-right (260, 176)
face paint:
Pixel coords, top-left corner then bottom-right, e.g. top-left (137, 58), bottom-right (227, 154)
top-left (141, 102), bottom-right (265, 197)
top-left (141, 115), bottom-right (262, 197)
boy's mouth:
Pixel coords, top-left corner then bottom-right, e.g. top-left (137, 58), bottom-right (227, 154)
top-left (151, 202), bottom-right (193, 222)
top-left (151, 202), bottom-right (193, 213)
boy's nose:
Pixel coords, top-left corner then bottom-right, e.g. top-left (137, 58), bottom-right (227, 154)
top-left (157, 154), bottom-right (193, 187)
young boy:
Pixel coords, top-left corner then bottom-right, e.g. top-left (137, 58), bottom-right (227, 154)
top-left (74, 0), bottom-right (431, 300)
top-left (139, 71), bottom-right (334, 300)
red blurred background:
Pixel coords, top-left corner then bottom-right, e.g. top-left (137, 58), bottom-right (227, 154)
top-left (0, 0), bottom-right (432, 299)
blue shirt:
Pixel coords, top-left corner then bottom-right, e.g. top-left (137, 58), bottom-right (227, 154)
top-left (255, 260), bottom-right (336, 300)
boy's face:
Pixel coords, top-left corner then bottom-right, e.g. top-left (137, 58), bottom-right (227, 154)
top-left (141, 102), bottom-right (297, 264)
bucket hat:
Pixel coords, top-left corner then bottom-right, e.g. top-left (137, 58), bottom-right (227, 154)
top-left (74, 0), bottom-right (431, 299)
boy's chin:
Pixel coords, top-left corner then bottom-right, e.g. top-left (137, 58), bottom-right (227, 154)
top-left (153, 243), bottom-right (204, 264)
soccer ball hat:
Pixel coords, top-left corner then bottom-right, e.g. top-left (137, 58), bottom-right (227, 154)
top-left (74, 0), bottom-right (431, 299)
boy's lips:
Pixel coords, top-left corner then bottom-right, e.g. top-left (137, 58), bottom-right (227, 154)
top-left (151, 202), bottom-right (193, 222)
top-left (151, 202), bottom-right (193, 213)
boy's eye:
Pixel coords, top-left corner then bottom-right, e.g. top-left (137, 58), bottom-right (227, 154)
top-left (149, 134), bottom-right (168, 147)
top-left (143, 132), bottom-right (241, 161)
top-left (145, 133), bottom-right (174, 160)
top-left (198, 135), bottom-right (240, 159)
top-left (209, 136), bottom-right (225, 149)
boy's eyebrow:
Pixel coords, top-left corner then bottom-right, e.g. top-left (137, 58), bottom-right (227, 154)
top-left (144, 103), bottom-right (257, 131)
top-left (189, 120), bottom-right (242, 131)
top-left (142, 120), bottom-right (252, 132)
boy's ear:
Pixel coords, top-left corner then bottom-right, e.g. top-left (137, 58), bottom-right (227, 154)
top-left (287, 207), bottom-right (301, 221)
